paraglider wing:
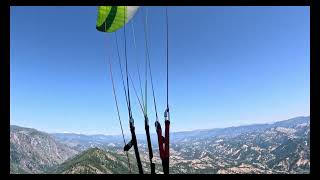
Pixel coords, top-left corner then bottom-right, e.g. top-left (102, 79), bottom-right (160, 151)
top-left (96, 6), bottom-right (139, 33)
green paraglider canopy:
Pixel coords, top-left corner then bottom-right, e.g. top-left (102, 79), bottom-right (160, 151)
top-left (96, 6), bottom-right (139, 33)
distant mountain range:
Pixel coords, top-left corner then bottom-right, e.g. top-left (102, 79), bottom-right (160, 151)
top-left (10, 116), bottom-right (310, 174)
top-left (170, 116), bottom-right (310, 141)
top-left (51, 116), bottom-right (310, 150)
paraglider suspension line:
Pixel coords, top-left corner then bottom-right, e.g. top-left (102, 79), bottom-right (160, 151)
top-left (107, 54), bottom-right (132, 174)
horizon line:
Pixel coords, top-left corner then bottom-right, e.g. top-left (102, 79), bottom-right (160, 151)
top-left (10, 115), bottom-right (310, 137)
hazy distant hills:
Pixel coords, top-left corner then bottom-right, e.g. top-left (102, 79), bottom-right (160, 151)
top-left (51, 133), bottom-right (125, 152)
top-left (170, 116), bottom-right (310, 142)
top-left (51, 116), bottom-right (310, 150)
top-left (10, 116), bottom-right (310, 174)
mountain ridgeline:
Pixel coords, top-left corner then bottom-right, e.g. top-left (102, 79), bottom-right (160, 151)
top-left (10, 116), bottom-right (310, 174)
top-left (51, 148), bottom-right (136, 174)
top-left (10, 125), bottom-right (79, 174)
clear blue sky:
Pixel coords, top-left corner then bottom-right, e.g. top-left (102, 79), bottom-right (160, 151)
top-left (10, 6), bottom-right (310, 135)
